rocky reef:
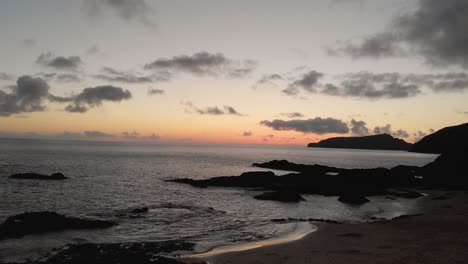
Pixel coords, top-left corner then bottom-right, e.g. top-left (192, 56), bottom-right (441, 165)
top-left (0, 211), bottom-right (117, 239)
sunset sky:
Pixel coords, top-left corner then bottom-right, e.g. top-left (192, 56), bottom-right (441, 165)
top-left (1, 0), bottom-right (467, 145)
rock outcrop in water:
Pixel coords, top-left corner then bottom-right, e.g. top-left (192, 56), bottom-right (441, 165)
top-left (410, 123), bottom-right (468, 154)
top-left (3, 240), bottom-right (200, 264)
top-left (0, 211), bottom-right (117, 239)
top-left (169, 164), bottom-right (422, 198)
top-left (9, 172), bottom-right (67, 180)
top-left (307, 134), bottom-right (413, 151)
top-left (254, 191), bottom-right (305, 202)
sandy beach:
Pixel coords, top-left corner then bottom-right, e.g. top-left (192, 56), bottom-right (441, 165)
top-left (184, 191), bottom-right (468, 264)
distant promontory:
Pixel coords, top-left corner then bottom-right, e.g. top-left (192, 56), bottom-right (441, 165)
top-left (307, 134), bottom-right (413, 151)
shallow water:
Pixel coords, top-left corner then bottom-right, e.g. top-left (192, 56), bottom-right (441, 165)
top-left (0, 139), bottom-right (438, 262)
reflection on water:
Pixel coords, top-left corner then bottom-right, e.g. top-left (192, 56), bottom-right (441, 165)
top-left (0, 139), bottom-right (438, 262)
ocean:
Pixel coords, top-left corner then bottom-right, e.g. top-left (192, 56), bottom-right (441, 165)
top-left (0, 138), bottom-right (438, 262)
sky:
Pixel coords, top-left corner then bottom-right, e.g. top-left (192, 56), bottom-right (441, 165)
top-left (1, 0), bottom-right (467, 145)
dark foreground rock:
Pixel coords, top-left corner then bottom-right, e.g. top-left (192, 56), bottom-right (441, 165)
top-left (338, 193), bottom-right (370, 205)
top-left (4, 241), bottom-right (202, 264)
top-left (418, 153), bottom-right (468, 188)
top-left (254, 191), bottom-right (305, 202)
top-left (271, 218), bottom-right (341, 224)
top-left (0, 211), bottom-right (117, 239)
top-left (9, 172), bottom-right (67, 180)
top-left (307, 134), bottom-right (413, 151)
top-left (131, 207), bottom-right (149, 214)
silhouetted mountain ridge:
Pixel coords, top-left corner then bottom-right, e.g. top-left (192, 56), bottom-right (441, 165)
top-left (307, 134), bottom-right (412, 151)
top-left (410, 123), bottom-right (468, 154)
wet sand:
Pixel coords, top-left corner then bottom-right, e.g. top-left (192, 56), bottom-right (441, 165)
top-left (183, 191), bottom-right (468, 264)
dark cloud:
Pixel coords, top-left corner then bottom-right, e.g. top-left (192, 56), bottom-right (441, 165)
top-left (350, 119), bottom-right (369, 136)
top-left (83, 130), bottom-right (114, 137)
top-left (327, 33), bottom-right (405, 58)
top-left (328, 72), bottom-right (468, 98)
top-left (373, 124), bottom-right (409, 138)
top-left (328, 0), bottom-right (468, 68)
top-left (322, 83), bottom-right (341, 96)
top-left (63, 85), bottom-right (132, 113)
top-left (0, 75), bottom-right (50, 116)
top-left (82, 0), bottom-right (156, 27)
top-left (183, 101), bottom-right (244, 116)
top-left (36, 53), bottom-right (82, 70)
top-left (0, 73), bottom-right (14, 81)
top-left (252, 74), bottom-right (283, 88)
top-left (144, 51), bottom-right (256, 78)
top-left (56, 74), bottom-right (81, 83)
top-left (260, 118), bottom-right (349, 134)
top-left (280, 112), bottom-right (304, 118)
top-left (148, 88), bottom-right (164, 95)
top-left (242, 131), bottom-right (252, 136)
top-left (323, 72), bottom-right (421, 99)
top-left (283, 70), bottom-right (323, 96)
top-left (94, 67), bottom-right (169, 84)
top-left (35, 72), bottom-right (81, 83)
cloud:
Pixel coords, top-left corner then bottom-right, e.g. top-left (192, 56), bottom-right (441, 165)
top-left (22, 38), bottom-right (37, 48)
top-left (82, 0), bottom-right (156, 27)
top-left (328, 0), bottom-right (468, 68)
top-left (36, 52), bottom-right (82, 70)
top-left (94, 67), bottom-right (169, 84)
top-left (373, 124), bottom-right (409, 138)
top-left (350, 119), bottom-right (369, 136)
top-left (242, 131), bottom-right (252, 136)
top-left (122, 131), bottom-right (139, 139)
top-left (0, 73), bottom-right (14, 81)
top-left (0, 75), bottom-right (50, 116)
top-left (148, 88), bottom-right (164, 95)
top-left (34, 72), bottom-right (82, 83)
top-left (144, 51), bottom-right (256, 78)
top-left (183, 101), bottom-right (244, 116)
top-left (283, 70), bottom-right (323, 96)
top-left (147, 133), bottom-right (160, 140)
top-left (48, 85), bottom-right (132, 113)
top-left (252, 74), bottom-right (283, 88)
top-left (83, 130), bottom-right (114, 137)
top-left (280, 112), bottom-right (304, 118)
top-left (86, 45), bottom-right (102, 55)
top-left (260, 117), bottom-right (349, 134)
top-left (413, 130), bottom-right (428, 142)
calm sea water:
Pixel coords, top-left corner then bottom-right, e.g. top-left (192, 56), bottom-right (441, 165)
top-left (0, 139), bottom-right (438, 262)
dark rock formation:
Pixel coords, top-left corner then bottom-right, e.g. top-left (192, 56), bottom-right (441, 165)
top-left (9, 172), bottom-right (67, 180)
top-left (410, 123), bottom-right (468, 154)
top-left (271, 218), bottom-right (341, 224)
top-left (169, 162), bottom-right (424, 198)
top-left (417, 153), bottom-right (468, 188)
top-left (338, 193), bottom-right (370, 205)
top-left (391, 214), bottom-right (424, 220)
top-left (0, 211), bottom-right (117, 239)
top-left (131, 207), bottom-right (149, 214)
top-left (253, 159), bottom-right (343, 174)
top-left (4, 240), bottom-right (199, 264)
top-left (254, 191), bottom-right (305, 202)
top-left (307, 134), bottom-right (412, 151)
